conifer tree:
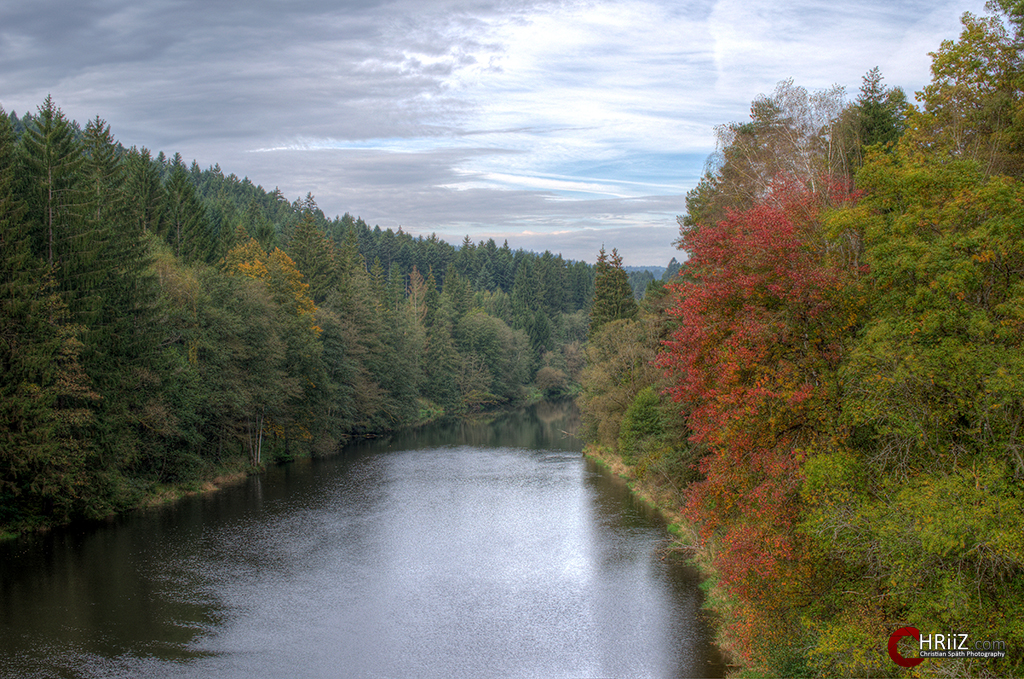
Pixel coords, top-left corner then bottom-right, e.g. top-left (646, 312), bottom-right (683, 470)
top-left (441, 269), bottom-right (473, 322)
top-left (475, 256), bottom-right (496, 291)
top-left (495, 240), bottom-right (514, 292)
top-left (368, 257), bottom-right (387, 311)
top-left (82, 118), bottom-right (125, 224)
top-left (423, 268), bottom-right (440, 328)
top-left (81, 116), bottom-right (163, 420)
top-left (510, 257), bottom-right (536, 331)
top-left (18, 96), bottom-right (101, 319)
top-left (833, 67), bottom-right (908, 171)
top-left (0, 106), bottom-right (32, 313)
top-left (661, 257), bottom-right (680, 282)
top-left (123, 147), bottom-right (165, 236)
top-left (535, 251), bottom-right (566, 317)
top-left (243, 198), bottom-right (277, 252)
top-left (1, 108), bottom-right (103, 521)
top-left (424, 309), bottom-right (462, 413)
top-left (289, 210), bottom-right (336, 304)
top-left (0, 107), bottom-right (49, 518)
top-left (589, 246), bottom-right (636, 336)
top-left (163, 161), bottom-right (211, 263)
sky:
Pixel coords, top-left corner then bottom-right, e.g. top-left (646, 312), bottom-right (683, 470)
top-left (0, 0), bottom-right (990, 265)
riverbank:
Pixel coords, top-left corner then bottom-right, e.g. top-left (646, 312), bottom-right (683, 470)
top-left (583, 443), bottom-right (741, 676)
top-left (0, 464), bottom-right (254, 541)
top-left (136, 470), bottom-right (251, 510)
top-left (583, 444), bottom-right (694, 546)
top-left (1, 395), bottom-right (564, 540)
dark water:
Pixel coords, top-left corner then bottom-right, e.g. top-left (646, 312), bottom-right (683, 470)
top-left (1, 402), bottom-right (724, 678)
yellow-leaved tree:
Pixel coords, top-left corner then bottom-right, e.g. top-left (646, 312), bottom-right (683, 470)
top-left (221, 228), bottom-right (323, 464)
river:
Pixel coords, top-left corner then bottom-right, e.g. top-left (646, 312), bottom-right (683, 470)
top-left (0, 401), bottom-right (724, 678)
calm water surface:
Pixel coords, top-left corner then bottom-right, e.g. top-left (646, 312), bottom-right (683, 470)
top-left (1, 402), bottom-right (724, 678)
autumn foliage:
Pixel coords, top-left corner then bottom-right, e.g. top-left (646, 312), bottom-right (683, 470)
top-left (582, 10), bottom-right (1024, 673)
top-left (660, 178), bottom-right (860, 666)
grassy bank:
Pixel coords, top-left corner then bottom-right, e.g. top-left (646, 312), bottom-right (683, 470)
top-left (584, 443), bottom-right (695, 546)
top-left (135, 470), bottom-right (250, 510)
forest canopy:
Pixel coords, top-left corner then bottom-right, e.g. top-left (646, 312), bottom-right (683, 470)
top-left (0, 99), bottom-right (597, 532)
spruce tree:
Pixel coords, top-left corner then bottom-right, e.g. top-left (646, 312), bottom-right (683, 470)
top-left (18, 96), bottom-right (100, 319)
top-left (163, 161), bottom-right (211, 263)
top-left (589, 246), bottom-right (637, 336)
top-left (495, 240), bottom-right (514, 292)
top-left (123, 147), bottom-right (165, 236)
top-left (289, 210), bottom-right (336, 304)
top-left (0, 106), bottom-right (48, 520)
top-left (424, 311), bottom-right (462, 414)
top-left (0, 106), bottom-right (32, 307)
top-left (1, 107), bottom-right (99, 524)
top-left (82, 117), bottom-right (171, 482)
top-left (510, 257), bottom-right (536, 331)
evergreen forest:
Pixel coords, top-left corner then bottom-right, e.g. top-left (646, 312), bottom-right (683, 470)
top-left (580, 3), bottom-right (1024, 677)
top-left (0, 98), bottom-right (595, 533)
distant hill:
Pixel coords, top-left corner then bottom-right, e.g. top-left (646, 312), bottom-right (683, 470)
top-left (623, 265), bottom-right (666, 279)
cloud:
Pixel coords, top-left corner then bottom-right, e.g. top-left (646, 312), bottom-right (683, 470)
top-left (0, 0), bottom-right (991, 264)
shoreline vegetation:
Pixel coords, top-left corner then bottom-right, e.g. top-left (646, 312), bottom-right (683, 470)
top-left (577, 5), bottom-right (1024, 677)
top-left (4, 3), bottom-right (1024, 677)
top-left (1, 393), bottom-right (556, 540)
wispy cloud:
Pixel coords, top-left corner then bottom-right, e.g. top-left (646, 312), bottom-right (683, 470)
top-left (0, 0), bottom-right (988, 264)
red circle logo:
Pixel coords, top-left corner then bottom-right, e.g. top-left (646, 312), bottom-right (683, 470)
top-left (888, 626), bottom-right (925, 668)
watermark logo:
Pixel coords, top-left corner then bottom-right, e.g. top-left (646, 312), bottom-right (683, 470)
top-left (887, 626), bottom-right (1008, 666)
top-left (888, 627), bottom-right (924, 668)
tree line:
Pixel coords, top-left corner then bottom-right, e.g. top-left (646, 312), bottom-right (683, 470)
top-left (580, 3), bottom-right (1024, 676)
top-left (0, 100), bottom-right (595, 533)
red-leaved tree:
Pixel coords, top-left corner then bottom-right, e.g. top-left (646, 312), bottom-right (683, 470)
top-left (660, 177), bottom-right (860, 665)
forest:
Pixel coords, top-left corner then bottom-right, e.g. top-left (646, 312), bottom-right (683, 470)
top-left (579, 2), bottom-right (1024, 677)
top-left (0, 99), bottom-right (597, 534)
top-left (4, 1), bottom-right (1024, 676)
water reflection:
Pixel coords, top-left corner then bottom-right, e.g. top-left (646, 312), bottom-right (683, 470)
top-left (349, 400), bottom-right (583, 453)
top-left (0, 402), bottom-right (722, 678)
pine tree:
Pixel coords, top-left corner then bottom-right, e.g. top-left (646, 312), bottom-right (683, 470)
top-left (123, 147), bottom-right (165, 236)
top-left (289, 211), bottom-right (336, 304)
top-left (163, 161), bottom-right (211, 263)
top-left (18, 96), bottom-right (101, 319)
top-left (589, 246), bottom-right (637, 335)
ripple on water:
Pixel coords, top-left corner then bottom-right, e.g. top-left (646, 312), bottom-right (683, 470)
top-left (0, 404), bottom-right (724, 678)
